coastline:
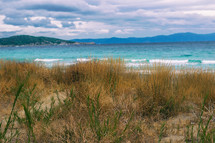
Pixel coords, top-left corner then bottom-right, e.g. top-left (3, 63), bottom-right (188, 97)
top-left (0, 42), bottom-right (95, 48)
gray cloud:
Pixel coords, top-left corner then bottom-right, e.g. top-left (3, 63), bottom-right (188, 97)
top-left (0, 0), bottom-right (215, 39)
top-left (3, 17), bottom-right (59, 28)
top-left (26, 4), bottom-right (80, 12)
top-left (22, 3), bottom-right (98, 15)
top-left (1, 0), bottom-right (20, 2)
top-left (61, 21), bottom-right (75, 28)
top-left (0, 31), bottom-right (20, 38)
top-left (4, 17), bottom-right (27, 26)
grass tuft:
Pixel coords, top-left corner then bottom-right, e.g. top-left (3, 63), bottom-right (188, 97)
top-left (0, 59), bottom-right (214, 142)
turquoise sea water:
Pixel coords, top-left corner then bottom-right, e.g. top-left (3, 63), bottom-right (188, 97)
top-left (0, 42), bottom-right (215, 69)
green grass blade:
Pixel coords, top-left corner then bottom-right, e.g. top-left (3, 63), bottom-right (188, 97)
top-left (2, 83), bottom-right (24, 138)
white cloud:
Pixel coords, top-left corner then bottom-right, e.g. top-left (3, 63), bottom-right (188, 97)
top-left (1, 0), bottom-right (215, 38)
top-left (16, 26), bottom-right (57, 35)
top-left (115, 30), bottom-right (123, 34)
top-left (184, 10), bottom-right (215, 17)
top-left (115, 29), bottom-right (134, 34)
top-left (49, 17), bottom-right (63, 28)
top-left (30, 16), bottom-right (46, 21)
top-left (96, 29), bottom-right (109, 34)
top-left (73, 21), bottom-right (110, 29)
top-left (73, 20), bottom-right (113, 34)
top-left (0, 15), bottom-right (21, 32)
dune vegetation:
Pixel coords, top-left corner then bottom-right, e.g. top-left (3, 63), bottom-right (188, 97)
top-left (0, 59), bottom-right (214, 142)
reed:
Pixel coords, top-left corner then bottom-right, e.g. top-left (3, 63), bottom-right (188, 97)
top-left (0, 59), bottom-right (214, 142)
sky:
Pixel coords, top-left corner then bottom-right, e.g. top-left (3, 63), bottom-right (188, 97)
top-left (0, 0), bottom-right (215, 39)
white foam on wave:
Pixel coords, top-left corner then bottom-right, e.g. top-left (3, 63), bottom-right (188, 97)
top-left (131, 59), bottom-right (147, 62)
top-left (126, 63), bottom-right (147, 67)
top-left (100, 58), bottom-right (108, 61)
top-left (77, 58), bottom-right (92, 62)
top-left (150, 59), bottom-right (188, 65)
top-left (60, 62), bottom-right (76, 66)
top-left (125, 59), bottom-right (147, 62)
top-left (202, 60), bottom-right (215, 64)
top-left (34, 58), bottom-right (63, 62)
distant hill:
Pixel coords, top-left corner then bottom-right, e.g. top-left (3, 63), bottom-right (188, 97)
top-left (72, 33), bottom-right (215, 44)
top-left (0, 35), bottom-right (75, 46)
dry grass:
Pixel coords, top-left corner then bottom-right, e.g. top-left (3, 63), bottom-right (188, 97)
top-left (0, 59), bottom-right (215, 142)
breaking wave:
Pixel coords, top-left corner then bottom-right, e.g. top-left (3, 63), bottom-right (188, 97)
top-left (34, 58), bottom-right (62, 62)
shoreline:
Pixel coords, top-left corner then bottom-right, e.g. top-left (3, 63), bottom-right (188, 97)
top-left (0, 42), bottom-right (96, 48)
top-left (1, 58), bottom-right (215, 73)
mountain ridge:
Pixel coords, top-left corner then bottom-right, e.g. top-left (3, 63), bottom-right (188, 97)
top-left (72, 32), bottom-right (215, 44)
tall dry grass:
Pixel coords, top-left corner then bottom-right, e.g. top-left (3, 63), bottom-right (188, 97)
top-left (0, 59), bottom-right (214, 142)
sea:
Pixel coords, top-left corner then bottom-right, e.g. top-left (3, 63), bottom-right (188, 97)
top-left (0, 42), bottom-right (215, 70)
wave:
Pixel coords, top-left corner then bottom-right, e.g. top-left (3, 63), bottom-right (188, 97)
top-left (149, 59), bottom-right (188, 65)
top-left (202, 60), bottom-right (215, 64)
top-left (131, 59), bottom-right (147, 62)
top-left (34, 58), bottom-right (215, 67)
top-left (126, 63), bottom-right (147, 67)
top-left (34, 58), bottom-right (62, 62)
top-left (100, 58), bottom-right (108, 61)
top-left (180, 54), bottom-right (192, 57)
top-left (126, 59), bottom-right (215, 67)
top-left (124, 59), bottom-right (147, 62)
top-left (77, 58), bottom-right (92, 62)
top-left (77, 58), bottom-right (108, 62)
top-left (188, 60), bottom-right (202, 63)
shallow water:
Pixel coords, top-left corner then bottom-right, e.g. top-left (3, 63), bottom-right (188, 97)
top-left (0, 42), bottom-right (215, 69)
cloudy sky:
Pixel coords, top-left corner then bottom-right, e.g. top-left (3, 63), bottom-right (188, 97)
top-left (0, 0), bottom-right (215, 39)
